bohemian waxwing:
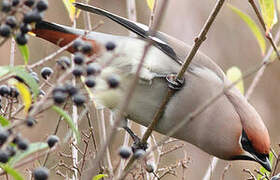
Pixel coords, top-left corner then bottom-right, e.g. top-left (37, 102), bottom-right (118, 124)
top-left (31, 3), bottom-right (271, 171)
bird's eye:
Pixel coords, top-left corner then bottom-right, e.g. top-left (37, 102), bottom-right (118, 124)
top-left (241, 130), bottom-right (251, 148)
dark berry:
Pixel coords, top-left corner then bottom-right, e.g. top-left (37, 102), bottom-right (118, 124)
top-left (107, 75), bottom-right (120, 88)
top-left (85, 77), bottom-right (96, 88)
top-left (73, 52), bottom-right (84, 65)
top-left (24, 0), bottom-right (35, 7)
top-left (9, 86), bottom-right (19, 98)
top-left (72, 39), bottom-right (83, 51)
top-left (6, 146), bottom-right (16, 157)
top-left (52, 86), bottom-right (66, 94)
top-left (0, 150), bottom-right (9, 163)
top-left (0, 129), bottom-right (9, 145)
top-left (17, 138), bottom-right (29, 150)
top-left (0, 85), bottom-right (10, 96)
top-left (119, 146), bottom-right (132, 159)
top-left (36, 0), bottom-right (48, 12)
top-left (53, 91), bottom-right (67, 104)
top-left (47, 135), bottom-right (59, 148)
top-left (40, 67), bottom-right (53, 79)
top-left (105, 41), bottom-right (116, 51)
top-left (133, 149), bottom-right (145, 159)
top-left (86, 63), bottom-right (101, 76)
top-left (81, 42), bottom-right (93, 54)
top-left (26, 116), bottom-right (35, 127)
top-left (57, 56), bottom-right (71, 69)
top-left (64, 83), bottom-right (78, 96)
top-left (33, 167), bottom-right (49, 180)
top-left (20, 23), bottom-right (32, 34)
top-left (23, 10), bottom-right (42, 24)
top-left (72, 93), bottom-right (85, 106)
top-left (0, 24), bottom-right (11, 37)
top-left (2, 0), bottom-right (11, 12)
top-left (6, 16), bottom-right (17, 29)
top-left (12, 134), bottom-right (20, 144)
top-left (12, 0), bottom-right (20, 6)
top-left (72, 66), bottom-right (84, 77)
top-left (16, 33), bottom-right (28, 45)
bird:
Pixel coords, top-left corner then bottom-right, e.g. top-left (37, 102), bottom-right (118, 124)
top-left (31, 3), bottom-right (271, 171)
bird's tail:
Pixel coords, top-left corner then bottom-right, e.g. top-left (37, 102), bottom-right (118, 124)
top-left (31, 21), bottom-right (97, 54)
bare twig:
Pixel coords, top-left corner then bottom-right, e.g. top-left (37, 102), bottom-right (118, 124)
top-left (10, 39), bottom-right (15, 66)
top-left (248, 0), bottom-right (280, 61)
top-left (220, 163), bottom-right (231, 180)
top-left (243, 169), bottom-right (257, 180)
top-left (245, 25), bottom-right (280, 99)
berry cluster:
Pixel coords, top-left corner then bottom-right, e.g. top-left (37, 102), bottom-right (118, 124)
top-left (0, 0), bottom-right (48, 45)
top-left (52, 83), bottom-right (86, 106)
top-left (71, 39), bottom-right (120, 88)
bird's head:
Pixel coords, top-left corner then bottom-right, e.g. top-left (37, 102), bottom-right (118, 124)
top-left (231, 128), bottom-right (271, 172)
top-left (225, 89), bottom-right (271, 171)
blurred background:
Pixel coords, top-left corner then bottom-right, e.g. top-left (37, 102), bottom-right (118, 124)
top-left (1, 0), bottom-right (280, 179)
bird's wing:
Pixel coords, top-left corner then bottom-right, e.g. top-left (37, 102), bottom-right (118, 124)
top-left (74, 3), bottom-right (226, 80)
top-left (74, 2), bottom-right (183, 65)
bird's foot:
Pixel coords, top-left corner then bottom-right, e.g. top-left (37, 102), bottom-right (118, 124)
top-left (123, 126), bottom-right (148, 152)
top-left (166, 73), bottom-right (185, 90)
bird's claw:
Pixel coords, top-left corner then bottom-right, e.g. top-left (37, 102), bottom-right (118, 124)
top-left (123, 126), bottom-right (148, 152)
top-left (131, 138), bottom-right (148, 153)
top-left (166, 73), bottom-right (185, 91)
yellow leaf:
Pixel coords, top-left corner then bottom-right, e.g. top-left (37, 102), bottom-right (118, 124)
top-left (62, 0), bottom-right (81, 22)
top-left (146, 0), bottom-right (155, 11)
top-left (259, 0), bottom-right (277, 31)
top-left (92, 174), bottom-right (108, 180)
top-left (14, 81), bottom-right (32, 114)
top-left (226, 66), bottom-right (244, 95)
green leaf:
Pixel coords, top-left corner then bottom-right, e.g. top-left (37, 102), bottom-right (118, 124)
top-left (92, 174), bottom-right (108, 180)
top-left (8, 142), bottom-right (48, 166)
top-left (146, 0), bottom-right (155, 11)
top-left (259, 0), bottom-right (277, 31)
top-left (0, 115), bottom-right (10, 127)
top-left (257, 151), bottom-right (274, 180)
top-left (9, 66), bottom-right (39, 99)
top-left (228, 4), bottom-right (266, 55)
top-left (17, 45), bottom-right (29, 65)
top-left (0, 164), bottom-right (24, 180)
top-left (52, 105), bottom-right (80, 142)
top-left (226, 66), bottom-right (244, 95)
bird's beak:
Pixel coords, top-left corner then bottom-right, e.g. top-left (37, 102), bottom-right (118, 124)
top-left (253, 154), bottom-right (272, 172)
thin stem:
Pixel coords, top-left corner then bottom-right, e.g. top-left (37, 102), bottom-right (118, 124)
top-left (248, 0), bottom-right (280, 61)
top-left (10, 39), bottom-right (15, 66)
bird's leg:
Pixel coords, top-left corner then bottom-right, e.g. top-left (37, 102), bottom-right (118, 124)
top-left (153, 73), bottom-right (185, 90)
top-left (165, 73), bottom-right (185, 90)
top-left (122, 119), bottom-right (148, 152)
